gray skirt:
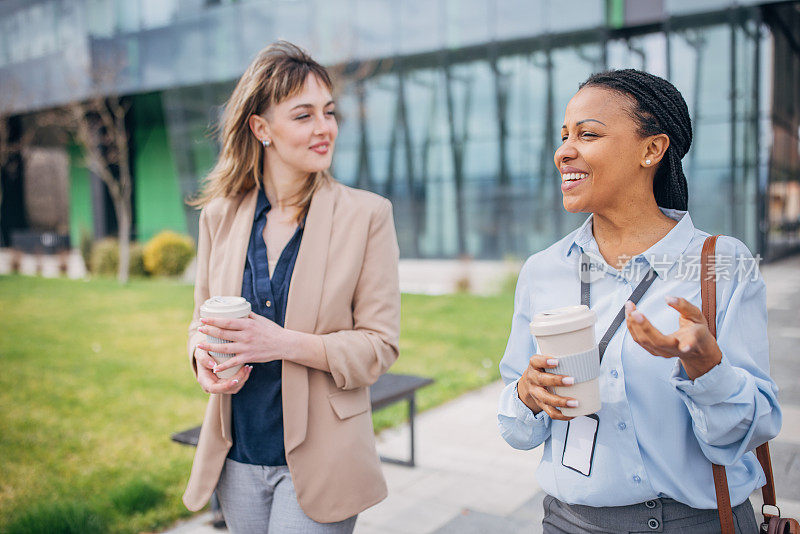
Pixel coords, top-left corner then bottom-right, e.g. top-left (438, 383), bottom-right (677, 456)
top-left (542, 495), bottom-right (759, 533)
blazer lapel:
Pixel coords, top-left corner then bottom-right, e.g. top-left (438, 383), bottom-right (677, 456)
top-left (283, 180), bottom-right (335, 454)
top-left (217, 188), bottom-right (257, 442)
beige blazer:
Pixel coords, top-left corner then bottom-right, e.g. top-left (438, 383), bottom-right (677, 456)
top-left (182, 179), bottom-right (400, 523)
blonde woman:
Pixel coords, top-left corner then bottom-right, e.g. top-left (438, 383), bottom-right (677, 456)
top-left (182, 41), bottom-right (400, 533)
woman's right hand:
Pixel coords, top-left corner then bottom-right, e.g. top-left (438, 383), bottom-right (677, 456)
top-left (195, 347), bottom-right (253, 394)
top-left (516, 355), bottom-right (578, 421)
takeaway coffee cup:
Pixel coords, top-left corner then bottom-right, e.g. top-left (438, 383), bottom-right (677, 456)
top-left (199, 296), bottom-right (251, 379)
top-left (530, 305), bottom-right (601, 417)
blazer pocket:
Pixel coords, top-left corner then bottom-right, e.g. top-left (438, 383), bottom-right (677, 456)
top-left (328, 387), bottom-right (369, 420)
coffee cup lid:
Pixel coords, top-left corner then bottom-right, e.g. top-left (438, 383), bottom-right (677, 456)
top-left (530, 305), bottom-right (596, 336)
top-left (200, 296), bottom-right (251, 318)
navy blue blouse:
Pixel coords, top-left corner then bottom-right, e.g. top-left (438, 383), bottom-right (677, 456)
top-left (228, 187), bottom-right (304, 466)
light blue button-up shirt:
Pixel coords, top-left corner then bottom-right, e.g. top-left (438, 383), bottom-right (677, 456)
top-left (498, 209), bottom-right (781, 509)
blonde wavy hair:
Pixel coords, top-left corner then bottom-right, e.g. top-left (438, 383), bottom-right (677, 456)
top-left (190, 41), bottom-right (333, 223)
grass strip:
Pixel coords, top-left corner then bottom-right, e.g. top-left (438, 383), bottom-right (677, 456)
top-left (0, 275), bottom-right (513, 532)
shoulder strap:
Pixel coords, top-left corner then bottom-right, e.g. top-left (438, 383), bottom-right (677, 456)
top-left (701, 236), bottom-right (719, 338)
top-left (703, 235), bottom-right (779, 531)
top-left (703, 236), bottom-right (735, 534)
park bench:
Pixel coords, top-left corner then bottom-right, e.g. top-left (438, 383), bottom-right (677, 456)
top-left (172, 372), bottom-right (433, 467)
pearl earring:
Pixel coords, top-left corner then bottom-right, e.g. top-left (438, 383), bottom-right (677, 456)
top-left (262, 139), bottom-right (271, 147)
top-left (645, 159), bottom-right (652, 165)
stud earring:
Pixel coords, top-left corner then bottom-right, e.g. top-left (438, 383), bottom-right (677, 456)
top-left (645, 159), bottom-right (652, 165)
top-left (262, 139), bottom-right (271, 147)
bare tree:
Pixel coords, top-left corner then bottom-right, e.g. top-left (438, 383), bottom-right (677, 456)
top-left (28, 59), bottom-right (136, 284)
top-left (64, 94), bottom-right (133, 283)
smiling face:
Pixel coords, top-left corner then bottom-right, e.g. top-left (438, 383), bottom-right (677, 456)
top-left (252, 73), bottom-right (338, 176)
top-left (554, 86), bottom-right (660, 215)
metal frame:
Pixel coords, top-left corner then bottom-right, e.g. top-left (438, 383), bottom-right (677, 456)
top-left (378, 392), bottom-right (420, 468)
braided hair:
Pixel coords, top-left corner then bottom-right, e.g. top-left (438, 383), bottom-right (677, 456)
top-left (579, 69), bottom-right (692, 211)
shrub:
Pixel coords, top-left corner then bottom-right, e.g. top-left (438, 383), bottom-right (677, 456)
top-left (454, 275), bottom-right (471, 293)
top-left (89, 238), bottom-right (119, 276)
top-left (129, 242), bottom-right (148, 278)
top-left (143, 231), bottom-right (195, 276)
top-left (78, 227), bottom-right (93, 272)
top-left (89, 239), bottom-right (151, 277)
top-left (6, 501), bottom-right (107, 534)
top-left (109, 479), bottom-right (165, 515)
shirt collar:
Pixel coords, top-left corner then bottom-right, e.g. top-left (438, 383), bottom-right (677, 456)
top-left (254, 186), bottom-right (271, 221)
top-left (569, 214), bottom-right (596, 255)
top-left (566, 208), bottom-right (696, 279)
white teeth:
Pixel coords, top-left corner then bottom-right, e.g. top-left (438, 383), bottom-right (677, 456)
top-left (561, 173), bottom-right (588, 182)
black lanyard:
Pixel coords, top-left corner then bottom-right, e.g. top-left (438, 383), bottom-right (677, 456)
top-left (580, 253), bottom-right (657, 361)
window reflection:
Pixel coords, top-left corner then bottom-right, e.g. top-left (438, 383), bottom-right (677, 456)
top-left (96, 3), bottom-right (788, 260)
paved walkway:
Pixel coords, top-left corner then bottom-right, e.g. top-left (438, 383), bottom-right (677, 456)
top-left (164, 255), bottom-right (800, 534)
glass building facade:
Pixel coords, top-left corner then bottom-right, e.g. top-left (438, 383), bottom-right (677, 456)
top-left (1, 0), bottom-right (798, 260)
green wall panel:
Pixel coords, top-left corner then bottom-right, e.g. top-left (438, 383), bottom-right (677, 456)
top-left (68, 143), bottom-right (93, 248)
top-left (607, 0), bottom-right (625, 29)
top-left (132, 92), bottom-right (186, 243)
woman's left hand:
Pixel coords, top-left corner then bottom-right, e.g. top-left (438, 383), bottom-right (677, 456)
top-left (625, 297), bottom-right (722, 380)
top-left (197, 312), bottom-right (288, 373)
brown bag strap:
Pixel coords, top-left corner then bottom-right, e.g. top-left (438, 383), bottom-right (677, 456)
top-left (702, 236), bottom-right (736, 533)
top-left (702, 235), bottom-right (781, 531)
top-left (712, 463), bottom-right (735, 533)
top-left (701, 235), bottom-right (719, 338)
top-left (757, 442), bottom-right (778, 509)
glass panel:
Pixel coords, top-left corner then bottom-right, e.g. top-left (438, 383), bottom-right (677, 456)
top-left (453, 61), bottom-right (498, 258)
top-left (731, 19), bottom-right (759, 249)
top-left (330, 90), bottom-right (358, 186)
top-left (353, 0), bottom-right (396, 59)
top-left (766, 5), bottom-right (800, 258)
top-left (115, 0), bottom-right (141, 33)
top-left (608, 34), bottom-right (668, 77)
top-left (545, 0), bottom-right (605, 34)
top-left (87, 0), bottom-right (115, 38)
top-left (161, 81), bottom-right (235, 239)
top-left (141, 0), bottom-right (178, 30)
top-left (670, 26), bottom-right (734, 237)
top-left (445, 0), bottom-right (490, 49)
top-left (499, 53), bottom-right (551, 256)
top-left (665, 0), bottom-right (734, 15)
top-left (362, 74), bottom-right (398, 192)
top-left (494, 0), bottom-right (547, 40)
top-left (404, 69), bottom-right (443, 257)
top-left (397, 0), bottom-right (443, 56)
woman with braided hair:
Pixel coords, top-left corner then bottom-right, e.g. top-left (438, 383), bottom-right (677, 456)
top-left (498, 69), bottom-right (780, 533)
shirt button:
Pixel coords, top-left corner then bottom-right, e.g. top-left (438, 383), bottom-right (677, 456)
top-left (618, 422), bottom-right (627, 430)
top-left (610, 369), bottom-right (619, 378)
top-left (633, 475), bottom-right (641, 483)
top-left (648, 518), bottom-right (660, 529)
top-left (266, 300), bottom-right (272, 308)
top-left (645, 500), bottom-right (657, 509)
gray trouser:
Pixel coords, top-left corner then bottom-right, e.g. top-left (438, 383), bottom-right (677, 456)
top-left (542, 494), bottom-right (759, 533)
top-left (215, 458), bottom-right (357, 534)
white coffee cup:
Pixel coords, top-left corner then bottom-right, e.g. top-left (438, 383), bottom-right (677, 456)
top-left (530, 305), bottom-right (601, 417)
top-left (199, 296), bottom-right (252, 379)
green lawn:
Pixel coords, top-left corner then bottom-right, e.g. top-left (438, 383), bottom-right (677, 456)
top-left (0, 275), bottom-right (513, 533)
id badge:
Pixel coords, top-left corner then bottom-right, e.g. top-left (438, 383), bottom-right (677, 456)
top-left (561, 414), bottom-right (599, 477)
